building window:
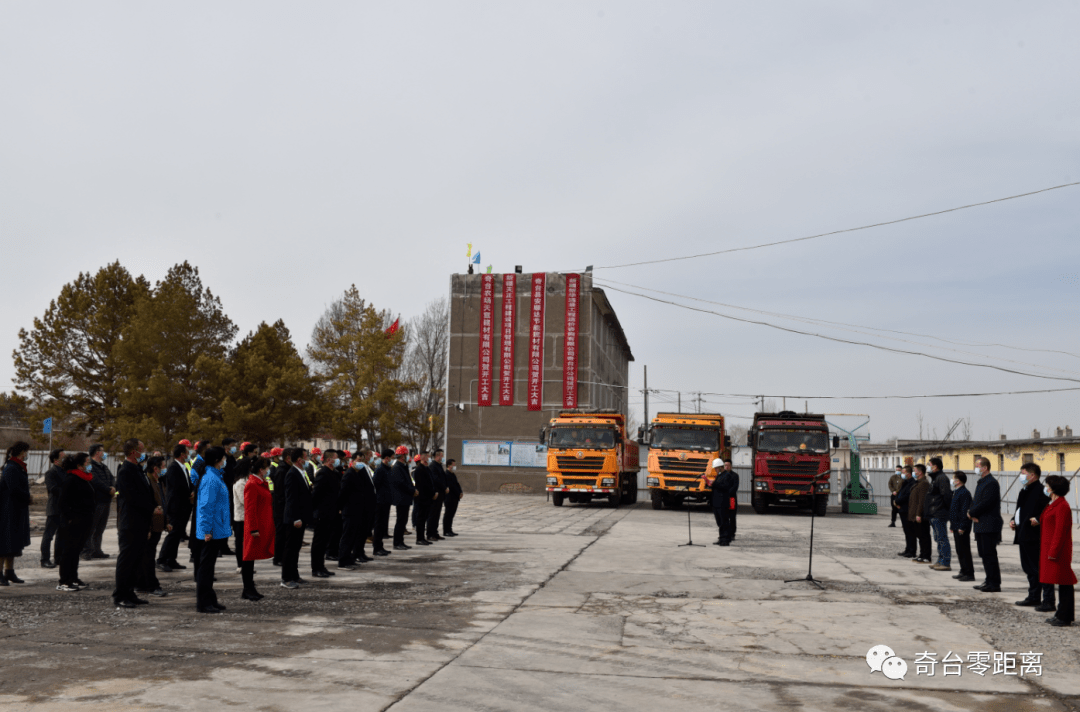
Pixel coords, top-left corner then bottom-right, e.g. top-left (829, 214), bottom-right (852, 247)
top-left (954, 456), bottom-right (960, 472)
top-left (1022, 453), bottom-right (1034, 465)
top-left (998, 454), bottom-right (1005, 471)
top-left (1059, 453), bottom-right (1067, 473)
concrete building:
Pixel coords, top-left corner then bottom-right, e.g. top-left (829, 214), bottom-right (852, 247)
top-left (445, 272), bottom-right (634, 493)
top-left (856, 428), bottom-right (1079, 474)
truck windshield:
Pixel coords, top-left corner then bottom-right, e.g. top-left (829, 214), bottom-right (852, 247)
top-left (549, 427), bottom-right (617, 449)
top-left (757, 430), bottom-right (829, 453)
top-left (650, 427), bottom-right (719, 452)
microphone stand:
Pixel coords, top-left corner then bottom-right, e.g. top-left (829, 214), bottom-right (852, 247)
top-left (785, 475), bottom-right (824, 589)
top-left (679, 476), bottom-right (706, 548)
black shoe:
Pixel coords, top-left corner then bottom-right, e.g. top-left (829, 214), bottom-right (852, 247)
top-left (168, 561), bottom-right (187, 570)
top-left (428, 534), bottom-right (444, 541)
top-left (0, 577), bottom-right (8, 587)
top-left (415, 540), bottom-right (432, 546)
top-left (979, 586), bottom-right (1002, 593)
top-left (955, 575), bottom-right (976, 582)
top-left (115, 599), bottom-right (138, 608)
top-left (4, 570), bottom-right (25, 584)
top-left (1035, 603), bottom-right (1056, 612)
top-left (149, 588), bottom-right (169, 598)
top-left (213, 603), bottom-right (227, 611)
top-left (80, 554), bottom-right (93, 562)
top-left (156, 563), bottom-right (174, 573)
top-left (1015, 599), bottom-right (1039, 607)
top-left (393, 544), bottom-right (411, 550)
top-left (337, 564), bottom-right (358, 571)
top-left (357, 555), bottom-right (373, 563)
top-left (197, 606), bottom-right (221, 613)
top-left (272, 560), bottom-right (282, 566)
top-left (280, 580), bottom-right (299, 589)
top-left (312, 570), bottom-right (332, 578)
top-left (897, 551), bottom-right (913, 557)
top-left (295, 577), bottom-right (309, 584)
top-left (325, 554), bottom-right (338, 561)
top-left (132, 596), bottom-right (150, 605)
top-left (887, 523), bottom-right (896, 528)
top-left (40, 560), bottom-right (56, 569)
top-left (374, 550), bottom-right (391, 556)
top-left (74, 579), bottom-right (89, 589)
top-left (91, 552), bottom-right (110, 559)
top-left (241, 590), bottom-right (263, 601)
top-left (1049, 618), bottom-right (1072, 627)
top-left (443, 532), bottom-right (458, 537)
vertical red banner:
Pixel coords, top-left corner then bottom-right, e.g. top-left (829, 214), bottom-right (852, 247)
top-left (527, 273), bottom-right (546, 411)
top-left (563, 273), bottom-right (580, 408)
top-left (478, 274), bottom-right (495, 407)
top-left (499, 274), bottom-right (516, 406)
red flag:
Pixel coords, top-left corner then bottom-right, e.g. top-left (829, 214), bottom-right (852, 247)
top-left (385, 318), bottom-right (399, 337)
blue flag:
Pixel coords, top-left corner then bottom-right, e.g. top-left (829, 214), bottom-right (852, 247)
top-left (43, 417), bottom-right (52, 434)
top-left (472, 251), bottom-right (481, 264)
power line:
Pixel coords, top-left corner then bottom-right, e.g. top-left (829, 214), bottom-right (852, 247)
top-left (589, 180), bottom-right (1080, 270)
top-left (599, 282), bottom-right (1080, 384)
top-left (690, 386), bottom-right (1080, 400)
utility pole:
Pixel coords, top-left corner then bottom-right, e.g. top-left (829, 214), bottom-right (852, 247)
top-left (677, 392), bottom-right (681, 413)
top-left (643, 365), bottom-right (649, 425)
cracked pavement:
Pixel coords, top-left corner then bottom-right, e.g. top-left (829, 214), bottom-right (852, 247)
top-left (1, 495), bottom-right (1078, 711)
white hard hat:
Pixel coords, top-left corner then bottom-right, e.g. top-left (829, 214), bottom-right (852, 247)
top-left (712, 458), bottom-right (723, 470)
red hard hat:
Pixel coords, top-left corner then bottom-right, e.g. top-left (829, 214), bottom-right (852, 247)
top-left (311, 447), bottom-right (322, 456)
top-left (342, 449), bottom-right (351, 458)
top-left (178, 439), bottom-right (192, 447)
top-left (395, 445), bottom-right (409, 456)
top-left (260, 451), bottom-right (270, 458)
top-left (413, 454), bottom-right (422, 463)
top-left (240, 441), bottom-right (252, 450)
top-left (270, 447), bottom-right (284, 457)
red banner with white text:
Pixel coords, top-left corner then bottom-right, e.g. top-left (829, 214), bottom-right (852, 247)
top-left (527, 273), bottom-right (546, 411)
top-left (499, 274), bottom-right (516, 406)
top-left (478, 274), bottom-right (495, 406)
top-left (563, 274), bottom-right (580, 408)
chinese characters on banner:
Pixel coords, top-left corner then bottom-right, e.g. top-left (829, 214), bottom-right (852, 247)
top-left (563, 273), bottom-right (580, 408)
top-left (499, 274), bottom-right (516, 406)
top-left (527, 273), bottom-right (546, 411)
top-left (478, 274), bottom-right (495, 407)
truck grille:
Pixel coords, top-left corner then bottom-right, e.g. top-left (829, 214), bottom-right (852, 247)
top-left (657, 456), bottom-right (709, 474)
top-left (561, 475), bottom-right (599, 486)
top-left (771, 480), bottom-right (812, 492)
top-left (765, 461), bottom-right (821, 476)
top-left (664, 476), bottom-right (704, 488)
top-left (556, 456), bottom-right (606, 470)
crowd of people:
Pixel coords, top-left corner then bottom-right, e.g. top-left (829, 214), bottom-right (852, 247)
top-left (0, 439), bottom-right (463, 613)
top-left (889, 456), bottom-right (1076, 627)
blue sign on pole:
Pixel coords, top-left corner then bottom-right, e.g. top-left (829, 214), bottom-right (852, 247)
top-left (43, 417), bottom-right (52, 435)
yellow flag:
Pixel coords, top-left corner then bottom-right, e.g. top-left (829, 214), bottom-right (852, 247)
top-left (467, 243), bottom-right (472, 259)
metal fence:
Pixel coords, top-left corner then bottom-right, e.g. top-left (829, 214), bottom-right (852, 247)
top-left (21, 449), bottom-right (121, 481)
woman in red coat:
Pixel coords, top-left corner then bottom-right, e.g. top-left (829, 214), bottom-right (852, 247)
top-left (1038, 475), bottom-right (1076, 627)
top-left (241, 457), bottom-right (275, 601)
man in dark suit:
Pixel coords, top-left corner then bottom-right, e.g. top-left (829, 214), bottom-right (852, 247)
top-left (112, 439), bottom-right (158, 608)
top-left (82, 443), bottom-right (115, 560)
top-left (219, 438), bottom-right (239, 557)
top-left (40, 448), bottom-right (65, 568)
top-left (309, 450), bottom-right (342, 578)
top-left (372, 449), bottom-right (395, 555)
top-left (281, 448), bottom-right (313, 588)
top-left (338, 450), bottom-right (378, 568)
top-left (442, 458), bottom-right (462, 537)
top-left (710, 459), bottom-right (739, 546)
top-left (968, 457), bottom-right (1004, 593)
top-left (412, 453), bottom-right (435, 546)
top-left (390, 447), bottom-right (416, 550)
top-left (1011, 463), bottom-right (1054, 609)
top-left (895, 466), bottom-right (916, 557)
top-left (426, 450), bottom-right (449, 541)
top-left (157, 443), bottom-right (191, 571)
top-left (269, 448), bottom-right (292, 567)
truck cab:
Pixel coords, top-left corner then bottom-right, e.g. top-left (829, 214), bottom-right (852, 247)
top-left (748, 411), bottom-right (832, 516)
top-left (542, 409), bottom-right (640, 507)
top-left (639, 413), bottom-right (730, 509)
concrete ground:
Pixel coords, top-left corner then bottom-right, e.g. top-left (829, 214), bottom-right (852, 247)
top-left (1, 495), bottom-right (1078, 711)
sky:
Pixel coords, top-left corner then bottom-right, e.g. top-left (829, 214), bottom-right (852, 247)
top-left (1, 1), bottom-right (1078, 443)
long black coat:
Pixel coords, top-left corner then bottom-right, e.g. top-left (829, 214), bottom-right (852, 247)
top-left (1012, 481), bottom-right (1050, 545)
top-left (340, 464), bottom-right (377, 518)
top-left (429, 461), bottom-right (448, 497)
top-left (163, 460), bottom-right (193, 526)
top-left (88, 459), bottom-right (115, 504)
top-left (968, 474), bottom-right (1003, 536)
top-left (115, 460), bottom-right (156, 533)
top-left (711, 469), bottom-right (738, 510)
top-left (311, 466), bottom-right (342, 523)
top-left (0, 459), bottom-right (32, 556)
top-left (390, 460), bottom-right (415, 508)
top-left (414, 463), bottom-right (435, 501)
top-left (894, 475), bottom-right (914, 514)
top-left (59, 472), bottom-right (102, 522)
top-left (926, 471), bottom-right (953, 520)
top-left (373, 462), bottom-right (394, 507)
top-left (283, 465), bottom-right (313, 526)
top-left (44, 464), bottom-right (65, 517)
top-left (445, 466), bottom-right (463, 498)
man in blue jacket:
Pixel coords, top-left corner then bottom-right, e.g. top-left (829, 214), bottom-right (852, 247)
top-left (967, 457), bottom-right (1004, 592)
top-left (949, 471), bottom-right (975, 581)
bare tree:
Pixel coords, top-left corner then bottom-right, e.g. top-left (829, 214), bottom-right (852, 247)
top-left (917, 411), bottom-right (924, 440)
top-left (960, 416), bottom-right (973, 441)
top-left (398, 298), bottom-right (449, 452)
top-left (727, 423), bottom-right (749, 448)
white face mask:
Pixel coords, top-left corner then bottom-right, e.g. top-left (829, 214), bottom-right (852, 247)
top-left (1044, 486), bottom-right (1052, 497)
top-left (951, 481), bottom-right (960, 490)
top-left (900, 472), bottom-right (908, 480)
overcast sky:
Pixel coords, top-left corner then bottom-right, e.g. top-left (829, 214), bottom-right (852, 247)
top-left (2, 2), bottom-right (1077, 443)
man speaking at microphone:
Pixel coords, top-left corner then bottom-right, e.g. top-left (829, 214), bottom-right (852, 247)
top-left (708, 459), bottom-right (739, 547)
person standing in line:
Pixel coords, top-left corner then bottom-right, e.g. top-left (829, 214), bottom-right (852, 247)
top-left (968, 456), bottom-right (1004, 593)
top-left (81, 444), bottom-right (115, 560)
top-left (442, 459), bottom-right (462, 537)
top-left (949, 472), bottom-right (975, 582)
top-left (40, 448), bottom-right (66, 569)
top-left (324, 450), bottom-right (344, 562)
top-left (1011, 463), bottom-right (1053, 609)
top-left (269, 448), bottom-right (291, 567)
top-left (908, 465), bottom-right (932, 563)
top-left (185, 440), bottom-right (210, 572)
top-left (927, 457), bottom-right (953, 571)
top-left (157, 443), bottom-right (191, 572)
top-left (218, 438), bottom-right (240, 558)
top-left (135, 456), bottom-right (170, 598)
top-left (281, 448), bottom-right (313, 589)
top-left (888, 466), bottom-right (903, 528)
top-left (339, 451), bottom-right (377, 569)
top-left (230, 442), bottom-right (257, 570)
top-left (390, 446), bottom-right (416, 551)
top-left (241, 457), bottom-right (274, 601)
top-left (309, 449), bottom-right (341, 578)
top-left (426, 450), bottom-right (448, 542)
top-left (1039, 475), bottom-right (1076, 627)
top-left (55, 453), bottom-right (112, 592)
top-left (895, 466), bottom-right (916, 558)
top-left (194, 446), bottom-right (231, 613)
top-left (372, 448), bottom-right (396, 555)
top-left (0, 442), bottom-right (33, 585)
top-left (411, 453), bottom-right (435, 547)
top-left (112, 439), bottom-right (157, 608)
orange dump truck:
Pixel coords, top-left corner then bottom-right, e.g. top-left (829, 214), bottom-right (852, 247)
top-left (638, 413), bottom-right (730, 509)
top-left (541, 409), bottom-right (640, 507)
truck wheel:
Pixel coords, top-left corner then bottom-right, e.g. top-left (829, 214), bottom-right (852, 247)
top-left (751, 495), bottom-right (769, 515)
top-left (630, 487), bottom-right (639, 504)
top-left (650, 490), bottom-right (663, 510)
top-left (552, 492), bottom-right (564, 507)
top-left (814, 494), bottom-right (828, 517)
top-left (608, 493), bottom-right (620, 508)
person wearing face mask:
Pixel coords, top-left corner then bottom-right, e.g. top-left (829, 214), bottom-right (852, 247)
top-left (426, 450), bottom-right (450, 542)
top-left (229, 442), bottom-right (258, 570)
top-left (411, 453), bottom-right (436, 547)
top-left (948, 472), bottom-right (975, 582)
top-left (1038, 475), bottom-right (1076, 627)
top-left (338, 451), bottom-right (378, 569)
top-left (135, 456), bottom-right (171, 598)
top-left (894, 466), bottom-right (916, 558)
top-left (241, 457), bottom-right (275, 601)
top-left (194, 446), bottom-right (232, 613)
top-left (926, 457), bottom-right (953, 571)
top-left (1010, 463), bottom-right (1053, 610)
top-left (185, 440), bottom-right (210, 572)
top-left (888, 467), bottom-right (903, 528)
top-left (442, 458), bottom-right (462, 537)
top-left (309, 449), bottom-right (342, 578)
top-left (281, 448), bottom-right (313, 588)
top-left (326, 450), bottom-right (345, 561)
top-left (218, 439), bottom-right (240, 558)
top-left (81, 443), bottom-right (115, 561)
top-left (372, 448), bottom-right (396, 555)
top-left (157, 443), bottom-right (191, 573)
top-left (907, 465), bottom-right (932, 563)
top-left (112, 439), bottom-right (158, 608)
top-left (967, 457), bottom-right (1004, 593)
top-left (390, 446), bottom-right (417, 550)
